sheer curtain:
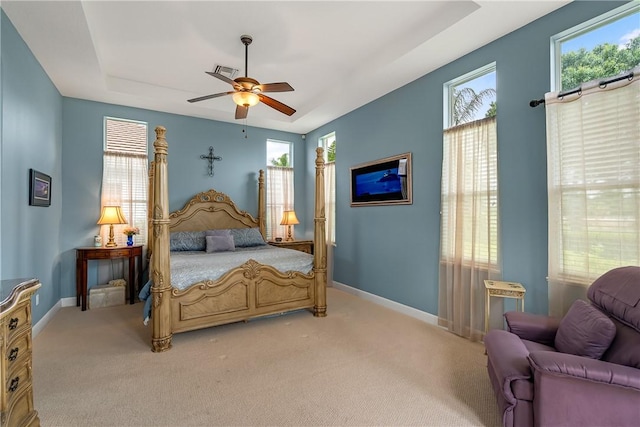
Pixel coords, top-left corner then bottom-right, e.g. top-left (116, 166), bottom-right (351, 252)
top-left (266, 166), bottom-right (294, 240)
top-left (324, 162), bottom-right (336, 244)
top-left (546, 67), bottom-right (640, 317)
top-left (438, 117), bottom-right (500, 341)
top-left (100, 152), bottom-right (148, 247)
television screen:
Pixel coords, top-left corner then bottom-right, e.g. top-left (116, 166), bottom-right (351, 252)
top-left (351, 158), bottom-right (405, 204)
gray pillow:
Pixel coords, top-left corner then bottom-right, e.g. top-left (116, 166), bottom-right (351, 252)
top-left (229, 228), bottom-right (266, 247)
top-left (169, 231), bottom-right (206, 251)
top-left (554, 299), bottom-right (616, 359)
top-left (205, 229), bottom-right (232, 237)
top-left (206, 235), bottom-right (235, 253)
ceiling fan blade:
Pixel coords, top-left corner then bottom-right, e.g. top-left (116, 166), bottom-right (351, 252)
top-left (255, 82), bottom-right (294, 93)
top-left (187, 91), bottom-right (234, 103)
top-left (205, 72), bottom-right (242, 90)
top-left (235, 105), bottom-right (249, 119)
top-left (258, 94), bottom-right (296, 116)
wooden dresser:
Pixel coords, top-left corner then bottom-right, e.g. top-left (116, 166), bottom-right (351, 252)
top-left (0, 278), bottom-right (40, 427)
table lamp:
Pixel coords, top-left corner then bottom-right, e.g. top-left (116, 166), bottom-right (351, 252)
top-left (280, 210), bottom-right (299, 242)
top-left (97, 205), bottom-right (128, 247)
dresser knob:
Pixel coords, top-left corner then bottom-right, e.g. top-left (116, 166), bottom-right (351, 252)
top-left (8, 376), bottom-right (19, 392)
top-left (8, 347), bottom-right (19, 361)
top-left (8, 317), bottom-right (19, 330)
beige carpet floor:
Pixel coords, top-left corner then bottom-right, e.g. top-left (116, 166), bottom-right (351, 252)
top-left (32, 288), bottom-right (501, 426)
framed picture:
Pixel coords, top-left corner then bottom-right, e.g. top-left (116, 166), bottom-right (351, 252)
top-left (29, 169), bottom-right (51, 207)
top-left (350, 152), bottom-right (412, 207)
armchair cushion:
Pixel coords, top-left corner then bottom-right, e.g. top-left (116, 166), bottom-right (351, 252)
top-left (554, 299), bottom-right (616, 359)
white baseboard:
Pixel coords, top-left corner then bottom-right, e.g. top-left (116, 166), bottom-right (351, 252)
top-left (33, 297), bottom-right (76, 338)
top-left (35, 288), bottom-right (439, 337)
top-left (332, 281), bottom-right (439, 326)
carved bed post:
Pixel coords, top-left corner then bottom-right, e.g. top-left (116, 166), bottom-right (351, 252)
top-left (258, 169), bottom-right (266, 239)
top-left (313, 147), bottom-right (327, 317)
top-left (147, 161), bottom-right (155, 261)
top-left (150, 126), bottom-right (173, 352)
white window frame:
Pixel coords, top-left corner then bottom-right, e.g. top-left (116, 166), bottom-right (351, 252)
top-left (550, 2), bottom-right (639, 92)
top-left (102, 117), bottom-right (148, 247)
top-left (441, 64), bottom-right (499, 266)
top-left (318, 132), bottom-right (336, 244)
top-left (267, 139), bottom-right (294, 167)
top-left (443, 62), bottom-right (496, 129)
top-left (266, 139), bottom-right (294, 240)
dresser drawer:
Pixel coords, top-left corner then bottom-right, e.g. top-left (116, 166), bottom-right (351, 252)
top-left (3, 302), bottom-right (31, 342)
top-left (3, 384), bottom-right (37, 427)
top-left (5, 330), bottom-right (32, 370)
top-left (89, 248), bottom-right (131, 259)
top-left (5, 360), bottom-right (32, 405)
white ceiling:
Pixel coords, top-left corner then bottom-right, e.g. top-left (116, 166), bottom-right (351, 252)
top-left (2, 1), bottom-right (570, 134)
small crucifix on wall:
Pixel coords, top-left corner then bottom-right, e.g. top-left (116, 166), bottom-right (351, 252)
top-left (200, 146), bottom-right (222, 177)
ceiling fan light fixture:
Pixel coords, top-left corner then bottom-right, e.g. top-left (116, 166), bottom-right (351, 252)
top-left (232, 91), bottom-right (260, 107)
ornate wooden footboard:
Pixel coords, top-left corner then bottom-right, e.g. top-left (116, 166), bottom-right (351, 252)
top-left (148, 126), bottom-right (326, 352)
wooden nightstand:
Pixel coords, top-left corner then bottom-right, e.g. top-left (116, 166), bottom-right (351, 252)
top-left (269, 240), bottom-right (314, 254)
top-left (76, 245), bottom-right (143, 311)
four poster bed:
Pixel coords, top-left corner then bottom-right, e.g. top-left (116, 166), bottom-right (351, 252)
top-left (145, 126), bottom-right (327, 352)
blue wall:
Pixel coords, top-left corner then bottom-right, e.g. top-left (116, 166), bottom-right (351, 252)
top-left (1, 10), bottom-right (63, 322)
top-left (305, 1), bottom-right (629, 316)
top-left (60, 100), bottom-right (305, 299)
top-left (1, 1), bottom-right (629, 325)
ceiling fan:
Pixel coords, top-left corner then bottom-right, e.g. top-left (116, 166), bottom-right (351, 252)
top-left (187, 35), bottom-right (296, 120)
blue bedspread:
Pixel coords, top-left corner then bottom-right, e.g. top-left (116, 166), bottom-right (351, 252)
top-left (139, 245), bottom-right (313, 323)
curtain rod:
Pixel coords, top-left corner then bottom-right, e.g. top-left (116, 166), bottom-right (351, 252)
top-left (529, 71), bottom-right (635, 108)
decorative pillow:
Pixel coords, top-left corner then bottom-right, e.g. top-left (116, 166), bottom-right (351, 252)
top-left (205, 229), bottom-right (232, 237)
top-left (554, 299), bottom-right (616, 359)
top-left (206, 235), bottom-right (235, 253)
top-left (169, 231), bottom-right (206, 252)
top-left (230, 228), bottom-right (267, 247)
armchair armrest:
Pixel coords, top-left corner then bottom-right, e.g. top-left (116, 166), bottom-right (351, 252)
top-left (504, 311), bottom-right (560, 346)
top-left (528, 351), bottom-right (640, 427)
top-left (528, 351), bottom-right (640, 390)
top-left (484, 330), bottom-right (532, 404)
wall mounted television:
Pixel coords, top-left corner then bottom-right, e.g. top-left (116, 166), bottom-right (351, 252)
top-left (350, 152), bottom-right (412, 207)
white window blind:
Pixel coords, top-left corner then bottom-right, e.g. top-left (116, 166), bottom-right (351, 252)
top-left (440, 117), bottom-right (499, 265)
top-left (266, 166), bottom-right (294, 240)
top-left (101, 117), bottom-right (148, 247)
top-left (546, 69), bottom-right (640, 305)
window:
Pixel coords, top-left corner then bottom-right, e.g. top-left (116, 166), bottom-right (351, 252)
top-left (547, 5), bottom-right (640, 295)
top-left (101, 117), bottom-right (148, 247)
top-left (444, 63), bottom-right (496, 128)
top-left (441, 64), bottom-right (499, 265)
top-left (551, 2), bottom-right (639, 91)
top-left (438, 64), bottom-right (500, 341)
top-left (319, 132), bottom-right (336, 244)
top-left (266, 139), bottom-right (294, 240)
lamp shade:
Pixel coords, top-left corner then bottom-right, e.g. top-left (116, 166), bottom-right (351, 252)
top-left (232, 91), bottom-right (260, 107)
top-left (280, 210), bottom-right (299, 226)
top-left (97, 206), bottom-right (128, 225)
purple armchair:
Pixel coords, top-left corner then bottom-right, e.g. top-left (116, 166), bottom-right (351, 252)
top-left (484, 266), bottom-right (640, 427)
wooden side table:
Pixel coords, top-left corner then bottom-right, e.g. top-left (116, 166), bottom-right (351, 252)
top-left (76, 245), bottom-right (143, 311)
top-left (484, 280), bottom-right (526, 333)
top-left (269, 239), bottom-right (314, 254)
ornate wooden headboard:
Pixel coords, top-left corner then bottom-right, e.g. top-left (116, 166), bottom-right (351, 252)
top-left (169, 188), bottom-right (260, 231)
top-left (147, 164), bottom-right (266, 258)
